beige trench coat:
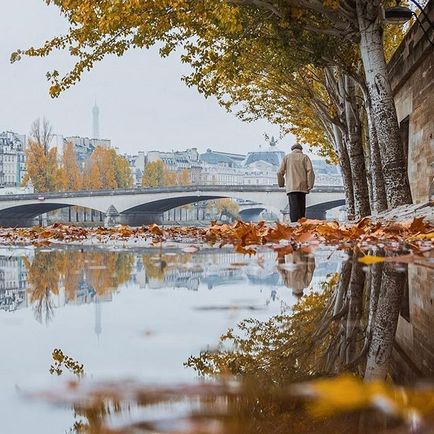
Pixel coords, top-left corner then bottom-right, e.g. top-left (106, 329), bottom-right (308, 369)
top-left (277, 149), bottom-right (315, 193)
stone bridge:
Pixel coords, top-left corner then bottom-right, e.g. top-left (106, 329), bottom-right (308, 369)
top-left (0, 185), bottom-right (345, 227)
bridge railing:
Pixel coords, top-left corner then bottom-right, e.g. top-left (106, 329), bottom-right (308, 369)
top-left (0, 184), bottom-right (344, 201)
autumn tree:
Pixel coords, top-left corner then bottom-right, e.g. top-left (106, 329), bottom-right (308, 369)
top-left (114, 152), bottom-right (134, 188)
top-left (83, 146), bottom-right (132, 190)
top-left (163, 167), bottom-right (178, 187)
top-left (22, 118), bottom-right (61, 192)
top-left (59, 141), bottom-right (82, 191)
top-left (141, 161), bottom-right (191, 187)
top-left (141, 161), bottom-right (166, 188)
top-left (177, 169), bottom-right (191, 186)
top-left (210, 199), bottom-right (240, 221)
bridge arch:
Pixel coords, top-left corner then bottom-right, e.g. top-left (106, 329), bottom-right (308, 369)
top-left (121, 195), bottom-right (228, 214)
top-left (238, 207), bottom-right (281, 222)
top-left (0, 202), bottom-right (106, 227)
top-left (306, 199), bottom-right (346, 220)
top-left (121, 195), bottom-right (285, 225)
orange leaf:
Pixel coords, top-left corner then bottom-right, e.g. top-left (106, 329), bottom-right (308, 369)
top-left (358, 255), bottom-right (385, 265)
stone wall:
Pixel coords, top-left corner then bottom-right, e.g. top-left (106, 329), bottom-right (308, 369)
top-left (388, 1), bottom-right (434, 203)
top-left (393, 264), bottom-right (434, 382)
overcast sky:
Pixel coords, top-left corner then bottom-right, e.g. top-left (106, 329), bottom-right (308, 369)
top-left (0, 1), bottom-right (298, 156)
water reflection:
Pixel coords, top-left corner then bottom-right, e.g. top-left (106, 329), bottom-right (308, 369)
top-left (1, 246), bottom-right (432, 433)
top-left (277, 252), bottom-right (316, 298)
top-left (0, 248), bottom-right (337, 324)
top-left (22, 251), bottom-right (134, 323)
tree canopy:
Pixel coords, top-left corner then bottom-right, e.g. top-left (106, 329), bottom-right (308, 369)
top-left (14, 0), bottom-right (414, 208)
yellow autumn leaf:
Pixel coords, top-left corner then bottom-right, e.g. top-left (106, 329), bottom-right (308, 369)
top-left (358, 255), bottom-right (385, 265)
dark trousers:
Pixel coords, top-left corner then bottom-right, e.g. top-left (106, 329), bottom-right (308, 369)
top-left (288, 192), bottom-right (306, 223)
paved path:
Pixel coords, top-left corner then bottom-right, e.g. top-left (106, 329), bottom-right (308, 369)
top-left (378, 201), bottom-right (433, 223)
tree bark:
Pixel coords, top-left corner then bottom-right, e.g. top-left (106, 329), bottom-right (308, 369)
top-left (364, 262), bottom-right (406, 380)
top-left (366, 105), bottom-right (388, 212)
top-left (356, 0), bottom-right (412, 208)
top-left (333, 125), bottom-right (355, 219)
top-left (344, 75), bottom-right (371, 218)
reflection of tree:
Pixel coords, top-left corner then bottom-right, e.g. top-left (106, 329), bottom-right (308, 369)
top-left (24, 251), bottom-right (134, 322)
top-left (48, 349), bottom-right (123, 434)
top-left (24, 253), bottom-right (64, 324)
top-left (365, 260), bottom-right (406, 380)
top-left (182, 256), bottom-right (411, 432)
top-left (186, 272), bottom-right (338, 386)
top-left (68, 401), bottom-right (123, 434)
top-left (187, 254), bottom-right (409, 383)
top-left (142, 252), bottom-right (191, 282)
top-left (86, 252), bottom-right (134, 296)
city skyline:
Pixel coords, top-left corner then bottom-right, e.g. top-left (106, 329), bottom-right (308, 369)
top-left (1, 1), bottom-right (291, 156)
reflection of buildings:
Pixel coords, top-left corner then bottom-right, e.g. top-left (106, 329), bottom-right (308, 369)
top-left (136, 250), bottom-right (341, 294)
top-left (0, 253), bottom-right (28, 312)
top-left (1, 248), bottom-right (341, 331)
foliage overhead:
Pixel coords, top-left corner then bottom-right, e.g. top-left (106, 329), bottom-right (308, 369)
top-left (12, 1), bottom-right (408, 162)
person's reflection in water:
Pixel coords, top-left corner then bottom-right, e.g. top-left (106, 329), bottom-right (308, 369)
top-left (277, 251), bottom-right (316, 299)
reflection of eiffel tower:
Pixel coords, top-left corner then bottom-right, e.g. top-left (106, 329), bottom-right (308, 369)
top-left (94, 295), bottom-right (102, 341)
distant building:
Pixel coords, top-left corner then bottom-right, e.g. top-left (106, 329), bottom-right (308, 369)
top-left (198, 149), bottom-right (246, 185)
top-left (244, 149), bottom-right (285, 167)
top-left (243, 160), bottom-right (277, 186)
top-left (148, 148), bottom-right (200, 170)
top-left (200, 149), bottom-right (246, 167)
top-left (311, 159), bottom-right (343, 186)
top-left (147, 148), bottom-right (202, 183)
top-left (0, 131), bottom-right (26, 188)
top-left (127, 138), bottom-right (342, 188)
top-left (63, 136), bottom-right (111, 168)
top-left (126, 151), bottom-right (146, 186)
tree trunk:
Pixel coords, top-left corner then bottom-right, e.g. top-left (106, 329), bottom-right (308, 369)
top-left (356, 0), bottom-right (412, 208)
top-left (364, 136), bottom-right (374, 214)
top-left (344, 76), bottom-right (371, 218)
top-left (333, 125), bottom-right (355, 219)
top-left (364, 263), bottom-right (406, 380)
top-left (366, 106), bottom-right (388, 212)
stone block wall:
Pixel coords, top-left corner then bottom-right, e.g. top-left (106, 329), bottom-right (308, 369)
top-left (388, 1), bottom-right (434, 203)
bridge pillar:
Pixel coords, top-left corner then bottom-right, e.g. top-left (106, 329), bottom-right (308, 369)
top-left (104, 205), bottom-right (120, 227)
top-left (119, 212), bottom-right (163, 227)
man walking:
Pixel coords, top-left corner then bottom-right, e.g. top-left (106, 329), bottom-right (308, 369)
top-left (277, 144), bottom-right (315, 223)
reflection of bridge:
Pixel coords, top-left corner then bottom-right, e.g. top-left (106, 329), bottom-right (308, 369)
top-left (0, 185), bottom-right (345, 227)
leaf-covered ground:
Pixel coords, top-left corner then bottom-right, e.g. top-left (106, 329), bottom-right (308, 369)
top-left (0, 217), bottom-right (432, 261)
